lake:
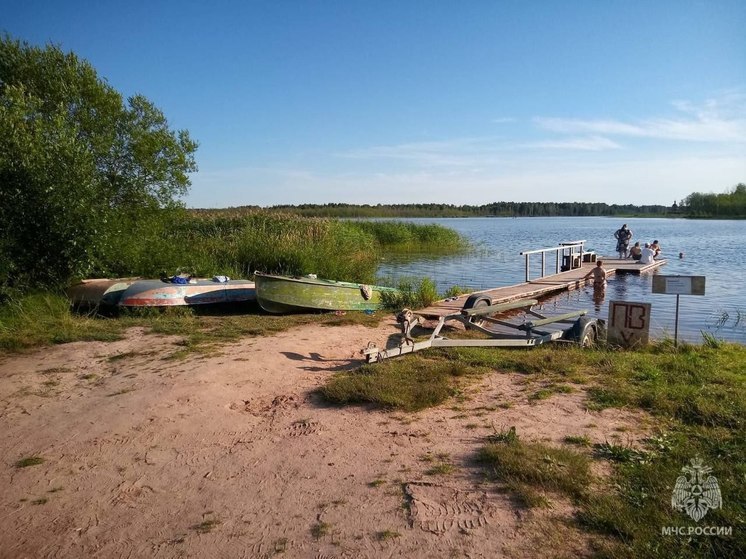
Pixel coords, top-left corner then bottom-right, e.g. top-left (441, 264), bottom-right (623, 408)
top-left (376, 217), bottom-right (746, 344)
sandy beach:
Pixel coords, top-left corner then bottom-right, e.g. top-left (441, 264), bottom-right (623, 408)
top-left (0, 319), bottom-right (647, 558)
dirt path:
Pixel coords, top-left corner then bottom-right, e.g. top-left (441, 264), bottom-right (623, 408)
top-left (0, 321), bottom-right (644, 558)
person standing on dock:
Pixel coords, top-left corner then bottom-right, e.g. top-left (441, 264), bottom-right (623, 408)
top-left (614, 224), bottom-right (633, 258)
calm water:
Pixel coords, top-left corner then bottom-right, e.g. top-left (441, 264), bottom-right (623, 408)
top-left (376, 217), bottom-right (746, 344)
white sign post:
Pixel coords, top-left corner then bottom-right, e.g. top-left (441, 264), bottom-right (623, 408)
top-left (652, 275), bottom-right (706, 346)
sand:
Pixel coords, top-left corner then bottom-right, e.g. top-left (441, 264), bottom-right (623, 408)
top-left (0, 319), bottom-right (646, 558)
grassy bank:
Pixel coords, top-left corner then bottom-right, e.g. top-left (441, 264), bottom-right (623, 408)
top-left (321, 343), bottom-right (745, 558)
top-left (0, 292), bottom-right (380, 354)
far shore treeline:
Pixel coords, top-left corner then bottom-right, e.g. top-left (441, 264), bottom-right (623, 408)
top-left (212, 186), bottom-right (746, 219)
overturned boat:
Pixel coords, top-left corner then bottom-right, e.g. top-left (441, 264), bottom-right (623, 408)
top-left (66, 278), bottom-right (137, 308)
top-left (67, 278), bottom-right (255, 307)
top-left (254, 272), bottom-right (398, 314)
top-left (118, 279), bottom-right (255, 307)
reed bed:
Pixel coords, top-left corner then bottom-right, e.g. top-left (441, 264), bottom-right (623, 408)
top-left (101, 210), bottom-right (470, 284)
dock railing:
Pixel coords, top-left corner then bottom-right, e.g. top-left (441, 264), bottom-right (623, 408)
top-left (520, 240), bottom-right (586, 282)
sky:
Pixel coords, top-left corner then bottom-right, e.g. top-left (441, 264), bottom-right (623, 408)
top-left (3, 0), bottom-right (745, 207)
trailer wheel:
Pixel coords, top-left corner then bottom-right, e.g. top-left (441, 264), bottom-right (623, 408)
top-left (462, 294), bottom-right (492, 327)
top-left (579, 323), bottom-right (597, 347)
top-left (566, 316), bottom-right (599, 347)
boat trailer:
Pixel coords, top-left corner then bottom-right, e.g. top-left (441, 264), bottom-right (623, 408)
top-left (363, 296), bottom-right (604, 363)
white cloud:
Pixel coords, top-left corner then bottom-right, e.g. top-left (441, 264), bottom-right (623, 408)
top-left (534, 94), bottom-right (746, 143)
top-left (522, 135), bottom-right (622, 151)
top-left (337, 137), bottom-right (506, 167)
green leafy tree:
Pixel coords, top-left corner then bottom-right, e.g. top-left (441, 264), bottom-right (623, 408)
top-left (0, 35), bottom-right (197, 288)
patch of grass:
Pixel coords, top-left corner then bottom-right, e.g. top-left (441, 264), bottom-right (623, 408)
top-left (47, 486), bottom-right (64, 493)
top-left (478, 431), bottom-right (591, 501)
top-left (310, 521), bottom-right (331, 540)
top-left (31, 498), bottom-right (48, 505)
top-left (593, 442), bottom-right (650, 464)
top-left (106, 388), bottom-right (135, 397)
top-left (15, 456), bottom-right (45, 468)
top-left (375, 530), bottom-right (401, 541)
top-left (380, 277), bottom-right (438, 310)
top-left (564, 435), bottom-right (592, 447)
top-left (107, 351), bottom-right (139, 362)
top-left (273, 537), bottom-right (288, 553)
top-left (368, 479), bottom-right (386, 488)
top-left (424, 463), bottom-right (456, 476)
top-left (191, 519), bottom-right (220, 534)
top-left (486, 425), bottom-right (520, 444)
top-left (320, 355), bottom-right (490, 412)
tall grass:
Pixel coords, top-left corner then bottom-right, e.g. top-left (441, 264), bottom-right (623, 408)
top-left (99, 210), bottom-right (470, 284)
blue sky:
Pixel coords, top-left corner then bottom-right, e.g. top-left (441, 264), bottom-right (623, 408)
top-left (3, 1), bottom-right (745, 207)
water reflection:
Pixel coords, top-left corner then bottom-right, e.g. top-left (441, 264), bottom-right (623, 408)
top-left (592, 284), bottom-right (606, 312)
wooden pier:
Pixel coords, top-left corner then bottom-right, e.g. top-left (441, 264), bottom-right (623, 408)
top-left (419, 251), bottom-right (667, 318)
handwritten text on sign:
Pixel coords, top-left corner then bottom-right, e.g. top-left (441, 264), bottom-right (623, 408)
top-left (608, 300), bottom-right (652, 347)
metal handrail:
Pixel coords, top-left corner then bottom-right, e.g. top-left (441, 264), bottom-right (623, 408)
top-left (519, 241), bottom-right (586, 281)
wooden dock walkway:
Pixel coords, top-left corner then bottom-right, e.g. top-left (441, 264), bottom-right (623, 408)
top-left (419, 258), bottom-right (667, 318)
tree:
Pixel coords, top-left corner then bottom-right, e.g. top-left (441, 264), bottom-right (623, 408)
top-left (0, 35), bottom-right (198, 288)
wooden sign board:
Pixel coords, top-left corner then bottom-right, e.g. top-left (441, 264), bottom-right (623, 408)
top-left (608, 300), bottom-right (652, 348)
top-left (652, 275), bottom-right (705, 296)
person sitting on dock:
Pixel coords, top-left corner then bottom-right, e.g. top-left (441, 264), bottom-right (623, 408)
top-left (639, 243), bottom-right (656, 264)
top-left (628, 242), bottom-right (642, 261)
top-left (650, 240), bottom-right (662, 257)
top-left (614, 224), bottom-right (633, 258)
top-left (583, 260), bottom-right (607, 288)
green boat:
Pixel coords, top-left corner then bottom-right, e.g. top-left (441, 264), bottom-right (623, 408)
top-left (254, 272), bottom-right (399, 314)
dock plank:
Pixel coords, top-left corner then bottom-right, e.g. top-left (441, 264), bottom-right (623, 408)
top-left (418, 258), bottom-right (666, 318)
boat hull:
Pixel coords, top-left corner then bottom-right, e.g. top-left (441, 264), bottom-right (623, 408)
top-left (117, 279), bottom-right (256, 307)
top-left (66, 279), bottom-right (137, 307)
top-left (254, 272), bottom-right (397, 314)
